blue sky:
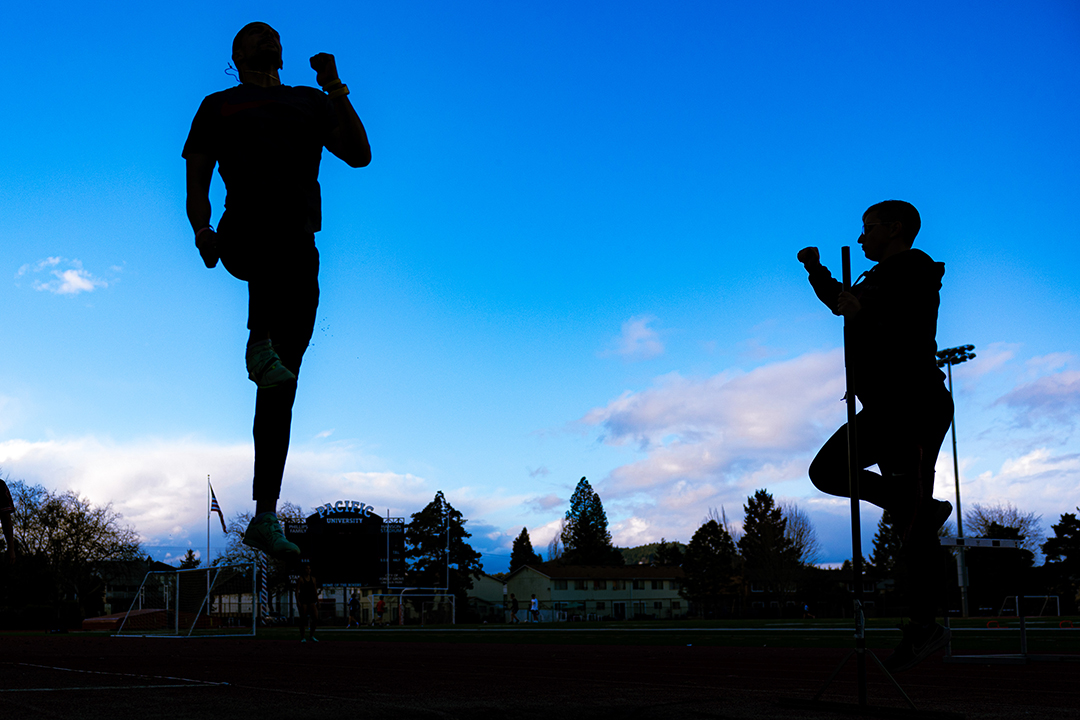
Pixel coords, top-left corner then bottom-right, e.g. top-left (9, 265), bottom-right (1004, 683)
top-left (1, 1), bottom-right (1078, 570)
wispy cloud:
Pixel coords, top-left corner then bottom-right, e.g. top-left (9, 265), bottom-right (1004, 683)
top-left (16, 257), bottom-right (109, 295)
top-left (525, 493), bottom-right (563, 512)
top-left (996, 354), bottom-right (1080, 430)
top-left (601, 314), bottom-right (664, 360)
top-left (578, 350), bottom-right (847, 544)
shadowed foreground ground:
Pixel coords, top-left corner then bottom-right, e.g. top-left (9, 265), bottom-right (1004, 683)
top-left (1, 629), bottom-right (1077, 719)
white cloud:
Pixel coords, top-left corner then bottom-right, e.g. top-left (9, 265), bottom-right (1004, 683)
top-left (16, 257), bottom-right (109, 295)
top-left (966, 448), bottom-right (1080, 529)
top-left (602, 315), bottom-right (664, 360)
top-left (0, 435), bottom-right (444, 552)
top-left (577, 349), bottom-right (847, 545)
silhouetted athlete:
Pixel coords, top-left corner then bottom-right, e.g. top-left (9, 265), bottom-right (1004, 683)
top-left (798, 200), bottom-right (953, 673)
top-left (184, 22), bottom-right (370, 560)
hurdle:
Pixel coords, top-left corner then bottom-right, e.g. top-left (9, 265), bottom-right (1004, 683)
top-left (939, 537), bottom-right (1078, 664)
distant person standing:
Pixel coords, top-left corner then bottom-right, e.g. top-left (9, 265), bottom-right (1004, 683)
top-left (183, 22), bottom-right (371, 560)
top-left (529, 594), bottom-right (540, 623)
top-left (374, 597), bottom-right (386, 626)
top-left (799, 200), bottom-right (954, 672)
top-left (347, 592), bottom-right (361, 628)
top-left (296, 564), bottom-right (320, 642)
top-left (509, 593), bottom-right (520, 624)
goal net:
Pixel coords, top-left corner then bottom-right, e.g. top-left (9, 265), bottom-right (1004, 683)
top-left (369, 592), bottom-right (456, 626)
top-left (115, 563), bottom-right (257, 637)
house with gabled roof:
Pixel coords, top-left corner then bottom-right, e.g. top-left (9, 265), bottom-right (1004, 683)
top-left (503, 564), bottom-right (687, 621)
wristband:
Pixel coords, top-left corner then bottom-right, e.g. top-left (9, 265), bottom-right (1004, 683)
top-left (327, 83), bottom-right (350, 99)
top-left (323, 80), bottom-right (344, 92)
top-left (196, 226), bottom-right (214, 240)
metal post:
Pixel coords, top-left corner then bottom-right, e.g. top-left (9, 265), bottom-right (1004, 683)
top-left (841, 246), bottom-right (867, 706)
top-left (947, 363), bottom-right (969, 617)
top-left (937, 345), bottom-right (975, 618)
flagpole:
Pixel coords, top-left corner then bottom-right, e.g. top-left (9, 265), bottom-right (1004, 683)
top-left (207, 475), bottom-right (211, 568)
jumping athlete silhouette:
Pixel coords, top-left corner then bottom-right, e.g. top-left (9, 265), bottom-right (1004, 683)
top-left (183, 22), bottom-right (371, 560)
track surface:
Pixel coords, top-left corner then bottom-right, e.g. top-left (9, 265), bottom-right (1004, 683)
top-left (1, 630), bottom-right (1077, 719)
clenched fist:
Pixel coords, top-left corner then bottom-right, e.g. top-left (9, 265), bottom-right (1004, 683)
top-left (309, 53), bottom-right (340, 89)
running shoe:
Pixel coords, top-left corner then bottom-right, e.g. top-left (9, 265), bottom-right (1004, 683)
top-left (882, 622), bottom-right (951, 673)
top-left (242, 512), bottom-right (300, 560)
top-left (246, 342), bottom-right (297, 388)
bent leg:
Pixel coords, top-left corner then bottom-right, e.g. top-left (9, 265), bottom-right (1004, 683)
top-left (808, 409), bottom-right (892, 510)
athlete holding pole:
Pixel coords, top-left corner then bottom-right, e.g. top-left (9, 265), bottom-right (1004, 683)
top-left (798, 200), bottom-right (954, 672)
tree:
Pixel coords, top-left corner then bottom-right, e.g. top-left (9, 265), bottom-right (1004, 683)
top-left (655, 538), bottom-right (685, 567)
top-left (705, 506), bottom-right (741, 545)
top-left (1042, 509), bottom-right (1080, 570)
top-left (560, 477), bottom-right (623, 566)
top-left (738, 489), bottom-right (798, 594)
top-left (405, 491), bottom-right (484, 609)
top-left (1040, 509), bottom-right (1080, 613)
top-left (178, 549), bottom-right (201, 569)
top-left (5, 479), bottom-right (142, 619)
top-left (681, 520), bottom-right (740, 617)
top-left (869, 510), bottom-right (902, 576)
top-left (780, 501), bottom-right (821, 566)
top-left (509, 527), bottom-right (542, 572)
top-left (547, 518), bottom-right (565, 562)
top-left (965, 502), bottom-right (1044, 555)
top-left (214, 501), bottom-right (305, 597)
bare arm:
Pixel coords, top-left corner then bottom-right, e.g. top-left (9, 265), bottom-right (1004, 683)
top-left (310, 53), bottom-right (372, 168)
top-left (186, 153), bottom-right (215, 231)
top-left (186, 153), bottom-right (219, 267)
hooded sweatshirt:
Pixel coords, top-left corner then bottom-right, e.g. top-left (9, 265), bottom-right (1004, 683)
top-left (807, 248), bottom-right (946, 406)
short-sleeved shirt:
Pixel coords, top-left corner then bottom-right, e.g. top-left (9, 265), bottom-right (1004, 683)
top-left (183, 83), bottom-right (337, 235)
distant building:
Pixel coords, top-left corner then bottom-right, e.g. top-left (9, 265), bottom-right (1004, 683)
top-left (502, 564), bottom-right (687, 621)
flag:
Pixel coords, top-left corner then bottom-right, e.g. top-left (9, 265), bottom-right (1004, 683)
top-left (210, 483), bottom-right (227, 533)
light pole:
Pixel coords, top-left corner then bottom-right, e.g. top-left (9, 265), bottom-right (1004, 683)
top-left (936, 344), bottom-right (976, 617)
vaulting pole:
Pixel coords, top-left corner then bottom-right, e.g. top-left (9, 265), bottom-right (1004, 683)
top-left (842, 245), bottom-right (868, 706)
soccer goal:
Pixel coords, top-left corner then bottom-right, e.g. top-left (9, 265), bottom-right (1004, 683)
top-left (370, 592), bottom-right (456, 626)
top-left (115, 563), bottom-right (257, 637)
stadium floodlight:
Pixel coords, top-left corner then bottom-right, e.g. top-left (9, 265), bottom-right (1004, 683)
top-left (936, 344), bottom-right (976, 617)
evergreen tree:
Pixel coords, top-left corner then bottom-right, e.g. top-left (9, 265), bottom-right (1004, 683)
top-left (1042, 509), bottom-right (1080, 612)
top-left (405, 491), bottom-right (484, 607)
top-left (737, 489), bottom-right (798, 593)
top-left (869, 510), bottom-right (902, 575)
top-left (655, 538), bottom-right (685, 566)
top-left (681, 521), bottom-right (739, 616)
top-left (560, 477), bottom-right (623, 565)
top-left (178, 549), bottom-right (201, 569)
top-left (509, 527), bottom-right (542, 572)
top-left (1042, 509), bottom-right (1080, 571)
